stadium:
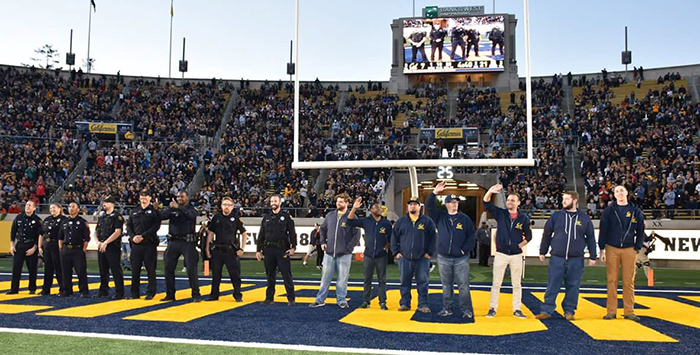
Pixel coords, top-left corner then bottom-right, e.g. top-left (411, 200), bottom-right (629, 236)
top-left (1, 1), bottom-right (700, 354)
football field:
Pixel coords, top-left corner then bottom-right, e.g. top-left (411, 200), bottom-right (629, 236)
top-left (0, 259), bottom-right (699, 354)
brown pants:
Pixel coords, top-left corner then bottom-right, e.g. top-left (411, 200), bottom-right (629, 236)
top-left (605, 245), bottom-right (637, 315)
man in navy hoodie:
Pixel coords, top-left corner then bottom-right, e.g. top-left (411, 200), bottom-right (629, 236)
top-left (427, 182), bottom-right (476, 319)
top-left (483, 184), bottom-right (531, 319)
top-left (309, 193), bottom-right (361, 309)
top-left (599, 185), bottom-right (645, 322)
top-left (391, 197), bottom-right (437, 313)
top-left (536, 191), bottom-right (597, 320)
top-left (348, 197), bottom-right (393, 310)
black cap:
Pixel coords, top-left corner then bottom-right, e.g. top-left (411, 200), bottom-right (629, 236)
top-left (103, 196), bottom-right (116, 204)
top-left (139, 188), bottom-right (151, 197)
top-left (407, 196), bottom-right (420, 205)
top-left (481, 221), bottom-right (487, 225)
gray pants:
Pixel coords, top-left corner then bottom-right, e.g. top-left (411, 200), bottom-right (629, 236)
top-left (363, 255), bottom-right (387, 304)
top-left (438, 254), bottom-right (473, 313)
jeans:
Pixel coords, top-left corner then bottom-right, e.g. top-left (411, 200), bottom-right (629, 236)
top-left (362, 255), bottom-right (387, 304)
top-left (437, 254), bottom-right (473, 313)
top-left (398, 257), bottom-right (430, 309)
top-left (540, 256), bottom-right (584, 315)
top-left (315, 254), bottom-right (352, 304)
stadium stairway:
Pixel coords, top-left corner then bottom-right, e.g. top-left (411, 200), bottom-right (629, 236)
top-left (689, 76), bottom-right (700, 104)
top-left (185, 90), bottom-right (239, 197)
top-left (447, 87), bottom-right (458, 121)
top-left (48, 142), bottom-right (90, 204)
top-left (563, 83), bottom-right (574, 117)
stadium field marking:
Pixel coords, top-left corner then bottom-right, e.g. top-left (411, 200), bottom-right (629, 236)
top-left (2, 272), bottom-right (699, 294)
top-left (0, 327), bottom-right (485, 355)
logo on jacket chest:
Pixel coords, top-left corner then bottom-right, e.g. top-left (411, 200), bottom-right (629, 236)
top-left (340, 222), bottom-right (347, 227)
top-left (380, 227), bottom-right (386, 234)
top-left (515, 223), bottom-right (523, 230)
top-left (456, 223), bottom-right (463, 230)
top-left (626, 211), bottom-right (632, 218)
top-left (417, 223), bottom-right (425, 230)
top-left (575, 220), bottom-right (582, 226)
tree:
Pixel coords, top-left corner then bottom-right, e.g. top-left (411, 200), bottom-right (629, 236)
top-left (23, 44), bottom-right (60, 69)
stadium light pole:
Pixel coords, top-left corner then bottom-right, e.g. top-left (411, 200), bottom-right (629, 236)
top-left (293, 0), bottom-right (300, 165)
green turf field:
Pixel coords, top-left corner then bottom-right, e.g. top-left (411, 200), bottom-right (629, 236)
top-left (0, 257), bottom-right (697, 287)
top-left (0, 332), bottom-right (356, 355)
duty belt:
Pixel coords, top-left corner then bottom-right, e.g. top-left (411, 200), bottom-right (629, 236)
top-left (264, 240), bottom-right (288, 249)
top-left (63, 244), bottom-right (83, 250)
top-left (212, 244), bottom-right (238, 251)
top-left (19, 239), bottom-right (36, 244)
top-left (44, 237), bottom-right (56, 243)
top-left (168, 234), bottom-right (196, 242)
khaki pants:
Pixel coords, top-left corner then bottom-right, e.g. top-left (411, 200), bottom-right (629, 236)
top-left (605, 245), bottom-right (637, 316)
top-left (489, 252), bottom-right (523, 312)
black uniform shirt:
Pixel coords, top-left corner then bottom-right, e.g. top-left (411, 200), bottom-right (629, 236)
top-left (11, 213), bottom-right (43, 245)
top-left (43, 215), bottom-right (65, 242)
top-left (208, 212), bottom-right (246, 247)
top-left (257, 211), bottom-right (297, 251)
top-left (97, 211), bottom-right (124, 244)
top-left (58, 216), bottom-right (90, 245)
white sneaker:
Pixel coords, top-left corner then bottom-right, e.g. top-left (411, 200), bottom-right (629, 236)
top-left (302, 261), bottom-right (307, 267)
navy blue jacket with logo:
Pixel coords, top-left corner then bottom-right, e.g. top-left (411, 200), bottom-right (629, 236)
top-left (483, 201), bottom-right (532, 255)
top-left (320, 209), bottom-right (362, 257)
top-left (391, 213), bottom-right (437, 261)
top-left (540, 210), bottom-right (597, 260)
top-left (348, 215), bottom-right (393, 258)
top-left (599, 201), bottom-right (645, 251)
top-left (426, 192), bottom-right (475, 257)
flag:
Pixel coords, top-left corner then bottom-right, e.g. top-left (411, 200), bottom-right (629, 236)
top-left (90, 0), bottom-right (96, 12)
top-left (170, 0), bottom-right (173, 17)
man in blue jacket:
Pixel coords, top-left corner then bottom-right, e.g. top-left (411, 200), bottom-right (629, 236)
top-left (599, 185), bottom-right (645, 322)
top-left (483, 184), bottom-right (531, 319)
top-left (391, 197), bottom-right (437, 313)
top-left (348, 197), bottom-right (393, 310)
top-left (427, 182), bottom-right (476, 319)
top-left (536, 191), bottom-right (597, 320)
top-left (310, 193), bottom-right (361, 309)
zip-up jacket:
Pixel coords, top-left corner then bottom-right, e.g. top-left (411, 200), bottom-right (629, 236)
top-left (320, 209), bottom-right (361, 257)
top-left (391, 213), bottom-right (437, 261)
top-left (483, 201), bottom-right (532, 255)
top-left (426, 192), bottom-right (475, 257)
top-left (348, 216), bottom-right (393, 258)
top-left (599, 201), bottom-right (645, 251)
top-left (541, 210), bottom-right (597, 260)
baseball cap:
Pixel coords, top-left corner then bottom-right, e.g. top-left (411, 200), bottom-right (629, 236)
top-left (102, 195), bottom-right (116, 204)
top-left (407, 197), bottom-right (420, 205)
top-left (445, 194), bottom-right (459, 203)
top-left (139, 188), bottom-right (152, 196)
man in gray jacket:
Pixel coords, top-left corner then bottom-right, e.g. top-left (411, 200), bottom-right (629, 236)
top-left (310, 193), bottom-right (361, 309)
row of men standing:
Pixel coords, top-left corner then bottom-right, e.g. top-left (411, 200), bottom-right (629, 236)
top-left (7, 189), bottom-right (299, 305)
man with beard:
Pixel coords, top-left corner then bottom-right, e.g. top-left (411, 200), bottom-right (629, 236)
top-left (256, 194), bottom-right (297, 305)
top-left (207, 197), bottom-right (247, 302)
top-left (537, 191), bottom-right (597, 320)
top-left (309, 193), bottom-right (361, 309)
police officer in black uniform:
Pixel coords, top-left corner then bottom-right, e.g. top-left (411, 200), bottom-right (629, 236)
top-left (160, 191), bottom-right (201, 302)
top-left (127, 189), bottom-right (161, 299)
top-left (8, 200), bottom-right (43, 295)
top-left (39, 203), bottom-right (65, 295)
top-left (407, 30), bottom-right (428, 63)
top-left (256, 194), bottom-right (297, 305)
top-left (466, 29), bottom-right (480, 58)
top-left (430, 23), bottom-right (447, 62)
top-left (450, 25), bottom-right (467, 60)
top-left (206, 197), bottom-right (247, 302)
top-left (58, 201), bottom-right (90, 297)
top-left (490, 27), bottom-right (504, 56)
top-left (95, 196), bottom-right (125, 299)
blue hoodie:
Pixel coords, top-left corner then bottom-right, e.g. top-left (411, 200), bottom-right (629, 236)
top-left (391, 213), bottom-right (437, 261)
top-left (540, 210), bottom-right (597, 260)
top-left (426, 192), bottom-right (476, 257)
top-left (599, 201), bottom-right (645, 251)
top-left (320, 209), bottom-right (362, 257)
top-left (348, 215), bottom-right (393, 258)
top-left (483, 201), bottom-right (532, 255)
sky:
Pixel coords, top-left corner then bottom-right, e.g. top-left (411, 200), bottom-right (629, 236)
top-left (0, 0), bottom-right (697, 81)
